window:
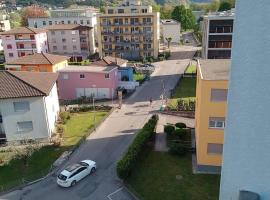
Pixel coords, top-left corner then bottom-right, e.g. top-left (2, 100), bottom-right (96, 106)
top-left (30, 35), bottom-right (35, 40)
top-left (7, 44), bottom-right (12, 49)
top-left (68, 20), bottom-right (71, 24)
top-left (53, 46), bottom-right (57, 50)
top-left (74, 20), bottom-right (77, 24)
top-left (63, 74), bottom-right (69, 80)
top-left (211, 89), bottom-right (228, 102)
top-left (105, 74), bottom-right (110, 79)
top-left (14, 101), bottom-right (30, 112)
top-left (61, 21), bottom-right (64, 24)
top-left (108, 9), bottom-right (114, 14)
top-left (86, 20), bottom-right (90, 25)
top-left (209, 117), bottom-right (225, 129)
top-left (80, 74), bottom-right (85, 79)
top-left (31, 44), bottom-right (36, 48)
top-left (73, 45), bottom-right (77, 50)
top-left (207, 143), bottom-right (223, 154)
top-left (80, 20), bottom-right (84, 24)
top-left (49, 21), bottom-right (52, 25)
top-left (118, 9), bottom-right (124, 13)
top-left (62, 38), bottom-right (66, 43)
top-left (63, 45), bottom-right (67, 50)
top-left (61, 31), bottom-right (65, 35)
top-left (20, 52), bottom-right (25, 56)
top-left (17, 121), bottom-right (33, 132)
top-left (72, 38), bottom-right (76, 42)
top-left (43, 21), bottom-right (46, 25)
top-left (71, 30), bottom-right (76, 35)
top-left (19, 44), bottom-right (24, 49)
top-left (8, 53), bottom-right (13, 57)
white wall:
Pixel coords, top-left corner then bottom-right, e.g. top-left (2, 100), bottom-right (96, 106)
top-left (44, 83), bottom-right (60, 137)
top-left (161, 22), bottom-right (181, 43)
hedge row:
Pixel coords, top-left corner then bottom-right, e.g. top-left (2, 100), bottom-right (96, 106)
top-left (116, 115), bottom-right (158, 180)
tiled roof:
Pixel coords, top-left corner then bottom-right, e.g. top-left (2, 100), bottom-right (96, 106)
top-left (198, 59), bottom-right (231, 80)
top-left (93, 56), bottom-right (128, 67)
top-left (0, 27), bottom-right (47, 35)
top-left (45, 24), bottom-right (92, 30)
top-left (6, 53), bottom-right (70, 65)
top-left (0, 71), bottom-right (58, 99)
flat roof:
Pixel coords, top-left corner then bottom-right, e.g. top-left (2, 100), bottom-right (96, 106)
top-left (58, 65), bottom-right (117, 73)
top-left (198, 59), bottom-right (230, 81)
top-left (161, 19), bottom-right (180, 25)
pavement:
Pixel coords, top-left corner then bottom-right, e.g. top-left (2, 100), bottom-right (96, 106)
top-left (154, 114), bottom-right (168, 152)
top-left (0, 35), bottom-right (198, 200)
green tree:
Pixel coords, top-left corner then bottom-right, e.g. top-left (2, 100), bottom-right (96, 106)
top-left (219, 1), bottom-right (233, 11)
top-left (206, 0), bottom-right (220, 12)
top-left (172, 5), bottom-right (196, 31)
top-left (9, 12), bottom-right (22, 28)
top-left (165, 37), bottom-right (172, 48)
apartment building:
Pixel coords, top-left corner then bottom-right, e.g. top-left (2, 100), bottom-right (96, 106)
top-left (0, 27), bottom-right (48, 62)
top-left (0, 13), bottom-right (11, 51)
top-left (195, 59), bottom-right (230, 173)
top-left (160, 19), bottom-right (181, 44)
top-left (201, 10), bottom-right (234, 59)
top-left (220, 0), bottom-right (270, 199)
top-left (97, 0), bottom-right (160, 60)
top-left (28, 7), bottom-right (98, 29)
top-left (46, 24), bottom-right (95, 61)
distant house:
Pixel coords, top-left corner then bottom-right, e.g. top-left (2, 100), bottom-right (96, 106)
top-left (5, 52), bottom-right (69, 72)
top-left (0, 27), bottom-right (48, 62)
top-left (0, 71), bottom-right (59, 143)
top-left (57, 65), bottom-right (118, 100)
top-left (160, 19), bottom-right (181, 44)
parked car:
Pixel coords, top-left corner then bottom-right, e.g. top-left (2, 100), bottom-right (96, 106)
top-left (57, 160), bottom-right (96, 187)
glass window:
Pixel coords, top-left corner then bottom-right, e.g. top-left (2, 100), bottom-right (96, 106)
top-left (8, 53), bottom-right (13, 57)
top-left (209, 117), bottom-right (225, 129)
top-left (80, 74), bottom-right (85, 79)
top-left (7, 44), bottom-right (12, 49)
top-left (207, 143), bottom-right (223, 154)
top-left (63, 74), bottom-right (69, 80)
top-left (211, 89), bottom-right (228, 102)
top-left (13, 101), bottom-right (30, 112)
top-left (43, 21), bottom-right (46, 25)
top-left (71, 30), bottom-right (76, 35)
top-left (105, 74), bottom-right (110, 79)
top-left (62, 38), bottom-right (66, 43)
top-left (17, 121), bottom-right (33, 132)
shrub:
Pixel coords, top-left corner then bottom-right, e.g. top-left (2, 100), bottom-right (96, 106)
top-left (116, 115), bottom-right (158, 180)
top-left (169, 143), bottom-right (187, 156)
top-left (173, 128), bottom-right (187, 140)
top-left (175, 122), bottom-right (186, 129)
top-left (59, 112), bottom-right (70, 124)
top-left (164, 124), bottom-right (175, 135)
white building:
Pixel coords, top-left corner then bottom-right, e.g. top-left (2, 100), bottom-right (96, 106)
top-left (220, 0), bottom-right (270, 200)
top-left (0, 71), bottom-right (59, 143)
top-left (0, 13), bottom-right (10, 51)
top-left (160, 19), bottom-right (181, 44)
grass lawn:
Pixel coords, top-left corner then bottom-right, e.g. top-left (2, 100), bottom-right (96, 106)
top-left (169, 77), bottom-right (196, 108)
top-left (133, 73), bottom-right (146, 83)
top-left (0, 111), bottom-right (108, 191)
top-left (127, 151), bottom-right (220, 200)
top-left (185, 65), bottom-right (197, 74)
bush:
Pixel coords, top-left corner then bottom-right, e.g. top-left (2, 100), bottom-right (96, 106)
top-left (164, 124), bottom-right (175, 135)
top-left (59, 112), bottom-right (70, 124)
top-left (169, 143), bottom-right (187, 156)
top-left (173, 128), bottom-right (187, 140)
top-left (116, 115), bottom-right (158, 180)
top-left (175, 122), bottom-right (186, 129)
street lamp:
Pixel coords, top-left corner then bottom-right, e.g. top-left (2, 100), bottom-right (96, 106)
top-left (92, 85), bottom-right (96, 130)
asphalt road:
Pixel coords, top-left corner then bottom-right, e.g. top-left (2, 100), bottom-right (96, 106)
top-left (0, 40), bottom-right (198, 200)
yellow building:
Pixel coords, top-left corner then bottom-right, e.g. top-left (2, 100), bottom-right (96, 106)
top-left (97, 0), bottom-right (160, 60)
top-left (195, 59), bottom-right (230, 171)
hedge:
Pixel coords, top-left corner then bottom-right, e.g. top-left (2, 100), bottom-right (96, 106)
top-left (164, 124), bottom-right (175, 135)
top-left (116, 115), bottom-right (158, 180)
top-left (175, 122), bottom-right (187, 129)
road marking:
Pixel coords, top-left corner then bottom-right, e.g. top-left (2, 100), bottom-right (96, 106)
top-left (107, 187), bottom-right (123, 200)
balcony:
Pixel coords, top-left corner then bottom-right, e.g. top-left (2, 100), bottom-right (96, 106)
top-left (15, 37), bottom-right (36, 42)
top-left (17, 47), bottom-right (36, 51)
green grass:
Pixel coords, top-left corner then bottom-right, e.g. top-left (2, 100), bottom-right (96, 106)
top-left (127, 151), bottom-right (220, 200)
top-left (169, 77), bottom-right (196, 108)
top-left (133, 73), bottom-right (146, 83)
top-left (0, 111), bottom-right (108, 191)
top-left (185, 65), bottom-right (197, 74)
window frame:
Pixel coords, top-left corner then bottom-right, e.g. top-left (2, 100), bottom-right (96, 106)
top-left (17, 121), bottom-right (33, 132)
top-left (13, 101), bottom-right (30, 112)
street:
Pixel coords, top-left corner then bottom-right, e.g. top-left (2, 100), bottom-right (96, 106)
top-left (0, 40), bottom-right (199, 200)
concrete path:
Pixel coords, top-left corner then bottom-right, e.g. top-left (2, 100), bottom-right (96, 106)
top-left (154, 115), bottom-right (168, 152)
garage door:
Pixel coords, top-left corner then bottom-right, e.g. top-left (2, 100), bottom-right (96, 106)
top-left (97, 88), bottom-right (110, 99)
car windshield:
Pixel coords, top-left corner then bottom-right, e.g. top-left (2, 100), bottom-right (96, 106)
top-left (58, 174), bottom-right (67, 181)
top-left (79, 161), bottom-right (89, 167)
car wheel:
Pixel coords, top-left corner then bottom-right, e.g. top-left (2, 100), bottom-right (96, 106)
top-left (91, 167), bottom-right (96, 174)
top-left (71, 180), bottom-right (76, 187)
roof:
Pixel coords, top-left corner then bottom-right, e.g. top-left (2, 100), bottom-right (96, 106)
top-left (58, 65), bottom-right (117, 73)
top-left (0, 71), bottom-right (58, 99)
top-left (198, 59), bottom-right (231, 80)
top-left (45, 24), bottom-right (92, 30)
top-left (6, 53), bottom-right (70, 65)
top-left (0, 27), bottom-right (47, 35)
top-left (93, 56), bottom-right (128, 67)
top-left (161, 19), bottom-right (180, 25)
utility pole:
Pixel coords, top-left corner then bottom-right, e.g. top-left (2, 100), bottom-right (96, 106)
top-left (92, 95), bottom-right (96, 130)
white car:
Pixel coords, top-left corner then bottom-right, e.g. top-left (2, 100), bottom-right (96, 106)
top-left (57, 160), bottom-right (96, 187)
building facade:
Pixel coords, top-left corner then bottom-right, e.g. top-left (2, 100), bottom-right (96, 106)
top-left (0, 27), bottom-right (48, 62)
top-left (201, 10), bottom-right (234, 59)
top-left (97, 0), bottom-right (160, 60)
top-left (160, 19), bottom-right (181, 44)
top-left (0, 13), bottom-right (10, 52)
top-left (46, 24), bottom-right (95, 61)
top-left (220, 0), bottom-right (270, 199)
top-left (0, 71), bottom-right (59, 143)
top-left (195, 59), bottom-right (230, 173)
top-left (57, 65), bottom-right (118, 100)
top-left (5, 52), bottom-right (69, 72)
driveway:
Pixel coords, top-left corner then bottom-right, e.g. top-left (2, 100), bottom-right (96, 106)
top-left (0, 44), bottom-right (198, 200)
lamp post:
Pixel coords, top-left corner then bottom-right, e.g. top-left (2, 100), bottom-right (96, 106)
top-left (92, 85), bottom-right (96, 130)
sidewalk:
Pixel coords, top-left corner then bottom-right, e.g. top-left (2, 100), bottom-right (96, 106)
top-left (154, 114), bottom-right (168, 152)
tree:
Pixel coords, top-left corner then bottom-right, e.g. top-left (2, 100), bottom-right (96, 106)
top-left (21, 5), bottom-right (48, 26)
top-left (219, 1), bottom-right (233, 11)
top-left (172, 5), bottom-right (196, 31)
top-left (9, 12), bottom-right (22, 28)
top-left (206, 0), bottom-right (220, 12)
top-left (165, 37), bottom-right (172, 48)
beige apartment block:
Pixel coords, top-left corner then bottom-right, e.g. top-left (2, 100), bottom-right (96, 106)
top-left (97, 0), bottom-right (160, 60)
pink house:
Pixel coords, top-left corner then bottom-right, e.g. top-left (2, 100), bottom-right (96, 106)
top-left (57, 65), bottom-right (119, 100)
